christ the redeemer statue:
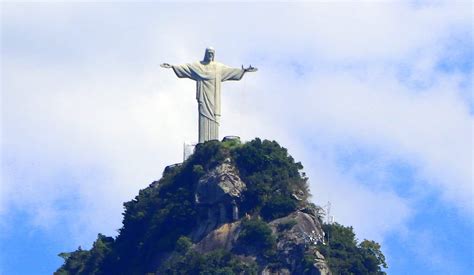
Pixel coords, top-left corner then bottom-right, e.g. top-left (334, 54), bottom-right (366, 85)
top-left (161, 47), bottom-right (257, 143)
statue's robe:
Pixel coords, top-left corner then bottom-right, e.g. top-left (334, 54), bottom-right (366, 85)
top-left (172, 61), bottom-right (245, 143)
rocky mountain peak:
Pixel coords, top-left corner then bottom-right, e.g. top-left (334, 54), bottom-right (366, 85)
top-left (56, 139), bottom-right (387, 275)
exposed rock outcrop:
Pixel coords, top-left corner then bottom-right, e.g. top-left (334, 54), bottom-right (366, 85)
top-left (195, 158), bottom-right (246, 205)
top-left (189, 159), bottom-right (331, 274)
top-left (192, 210), bottom-right (330, 274)
top-left (192, 158), bottom-right (246, 241)
top-left (267, 211), bottom-right (330, 275)
top-left (194, 221), bottom-right (241, 253)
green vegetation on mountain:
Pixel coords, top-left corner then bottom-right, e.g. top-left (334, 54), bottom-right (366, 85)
top-left (56, 138), bottom-right (387, 275)
top-left (317, 223), bottom-right (388, 275)
top-left (232, 139), bottom-right (309, 221)
top-left (158, 246), bottom-right (258, 275)
top-left (236, 217), bottom-right (277, 258)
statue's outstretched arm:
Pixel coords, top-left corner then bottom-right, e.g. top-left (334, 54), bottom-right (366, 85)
top-left (163, 63), bottom-right (196, 79)
top-left (242, 65), bottom-right (258, 72)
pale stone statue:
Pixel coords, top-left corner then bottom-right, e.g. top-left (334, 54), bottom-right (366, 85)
top-left (161, 47), bottom-right (257, 143)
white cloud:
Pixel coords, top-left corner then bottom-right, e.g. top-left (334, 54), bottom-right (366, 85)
top-left (1, 1), bottom-right (472, 259)
top-left (293, 70), bottom-right (472, 211)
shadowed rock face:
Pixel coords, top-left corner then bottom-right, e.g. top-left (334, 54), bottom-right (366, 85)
top-left (191, 158), bottom-right (247, 241)
top-left (195, 158), bottom-right (246, 205)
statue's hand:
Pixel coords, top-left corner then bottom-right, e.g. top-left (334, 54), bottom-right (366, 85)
top-left (160, 63), bottom-right (172, 69)
top-left (242, 65), bottom-right (258, 72)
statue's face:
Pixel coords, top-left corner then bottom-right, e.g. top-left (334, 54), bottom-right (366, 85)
top-left (204, 49), bottom-right (215, 62)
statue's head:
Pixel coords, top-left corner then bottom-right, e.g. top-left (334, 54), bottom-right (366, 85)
top-left (203, 47), bottom-right (215, 63)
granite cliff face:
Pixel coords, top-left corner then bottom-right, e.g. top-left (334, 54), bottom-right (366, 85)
top-left (56, 139), bottom-right (332, 275)
top-left (192, 158), bottom-right (247, 241)
top-left (187, 159), bottom-right (330, 274)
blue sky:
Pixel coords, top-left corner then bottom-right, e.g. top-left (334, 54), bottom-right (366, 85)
top-left (1, 1), bottom-right (473, 274)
